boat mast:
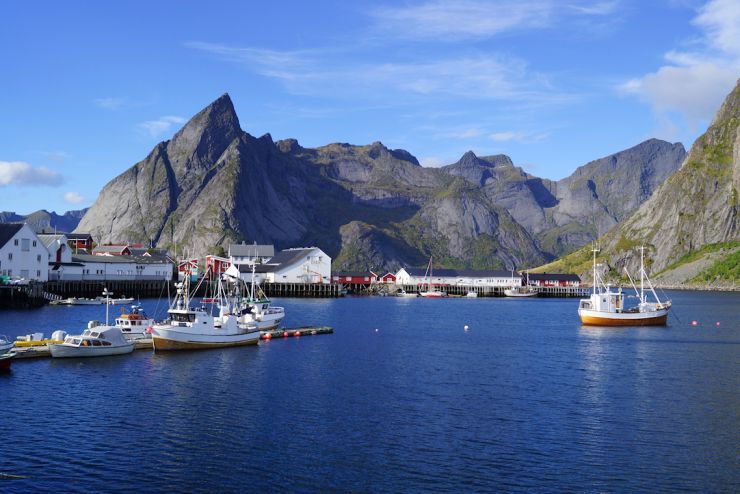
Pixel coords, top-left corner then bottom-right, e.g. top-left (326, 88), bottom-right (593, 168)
top-left (592, 245), bottom-right (599, 295)
top-left (639, 246), bottom-right (645, 304)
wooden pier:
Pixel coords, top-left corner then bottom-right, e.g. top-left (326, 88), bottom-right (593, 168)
top-left (12, 326), bottom-right (334, 359)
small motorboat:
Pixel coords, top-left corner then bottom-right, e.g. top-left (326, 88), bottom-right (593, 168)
top-left (466, 291), bottom-right (478, 298)
top-left (115, 305), bottom-right (155, 341)
top-left (0, 334), bottom-right (14, 354)
top-left (48, 326), bottom-right (134, 358)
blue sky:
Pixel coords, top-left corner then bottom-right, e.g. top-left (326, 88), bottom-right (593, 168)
top-left (2, 0), bottom-right (738, 214)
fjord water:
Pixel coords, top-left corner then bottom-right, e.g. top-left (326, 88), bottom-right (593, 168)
top-left (1, 291), bottom-right (738, 493)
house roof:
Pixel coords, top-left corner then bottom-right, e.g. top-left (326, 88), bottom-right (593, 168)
top-left (65, 233), bottom-right (93, 241)
top-left (38, 233), bottom-right (68, 249)
top-left (334, 272), bottom-right (374, 277)
top-left (93, 245), bottom-right (130, 254)
top-left (72, 254), bottom-right (172, 265)
top-left (236, 248), bottom-right (322, 274)
top-left (0, 223), bottom-right (24, 249)
top-left (401, 267), bottom-right (518, 278)
top-left (229, 243), bottom-right (275, 258)
top-left (527, 273), bottom-right (581, 282)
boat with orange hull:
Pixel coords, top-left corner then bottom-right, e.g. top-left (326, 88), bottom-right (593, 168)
top-left (578, 246), bottom-right (671, 327)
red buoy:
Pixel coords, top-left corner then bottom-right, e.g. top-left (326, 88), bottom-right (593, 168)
top-left (282, 331), bottom-right (289, 337)
top-left (691, 320), bottom-right (698, 326)
top-left (263, 333), bottom-right (272, 340)
top-left (293, 331), bottom-right (301, 337)
top-left (716, 321), bottom-right (721, 327)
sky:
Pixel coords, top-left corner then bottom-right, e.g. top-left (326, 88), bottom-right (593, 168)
top-left (1, 0), bottom-right (739, 215)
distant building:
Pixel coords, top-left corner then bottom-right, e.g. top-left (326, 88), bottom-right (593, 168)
top-left (526, 273), bottom-right (581, 287)
top-left (395, 268), bottom-right (521, 287)
top-left (239, 247), bottom-right (330, 284)
top-left (0, 224), bottom-right (49, 281)
top-left (228, 243), bottom-right (274, 266)
top-left (56, 254), bottom-right (174, 281)
top-left (37, 233), bottom-right (71, 264)
top-left (379, 272), bottom-right (397, 284)
top-left (93, 244), bottom-right (131, 256)
top-left (332, 272), bottom-right (378, 286)
top-left (65, 233), bottom-right (94, 252)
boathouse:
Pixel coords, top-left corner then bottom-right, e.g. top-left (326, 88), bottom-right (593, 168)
top-left (526, 273), bottom-right (581, 287)
top-left (228, 243), bottom-right (274, 267)
top-left (93, 244), bottom-right (132, 256)
top-left (395, 267), bottom-right (521, 287)
top-left (379, 272), bottom-right (397, 283)
top-left (239, 247), bottom-right (331, 284)
top-left (54, 253), bottom-right (174, 281)
top-left (0, 224), bottom-right (49, 281)
top-left (332, 272), bottom-right (378, 285)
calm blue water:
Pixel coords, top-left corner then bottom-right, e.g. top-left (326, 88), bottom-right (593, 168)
top-left (1, 291), bottom-right (738, 493)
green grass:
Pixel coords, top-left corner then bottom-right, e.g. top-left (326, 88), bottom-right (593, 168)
top-left (657, 241), bottom-right (740, 275)
top-left (691, 249), bottom-right (740, 283)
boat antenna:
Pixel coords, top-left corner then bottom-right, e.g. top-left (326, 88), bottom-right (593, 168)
top-left (103, 287), bottom-right (111, 326)
top-left (592, 244), bottom-right (600, 295)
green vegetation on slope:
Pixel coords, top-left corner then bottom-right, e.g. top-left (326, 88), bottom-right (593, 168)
top-left (691, 250), bottom-right (740, 284)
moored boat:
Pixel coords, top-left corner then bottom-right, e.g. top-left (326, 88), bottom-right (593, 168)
top-left (48, 326), bottom-right (135, 358)
top-left (503, 286), bottom-right (537, 297)
top-left (150, 270), bottom-right (260, 351)
top-left (0, 334), bottom-right (14, 355)
top-left (419, 256), bottom-right (447, 298)
top-left (578, 246), bottom-right (671, 326)
top-left (0, 351), bottom-right (15, 372)
top-left (115, 305), bottom-right (155, 340)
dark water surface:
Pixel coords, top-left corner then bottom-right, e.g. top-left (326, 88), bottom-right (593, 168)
top-left (1, 291), bottom-right (738, 492)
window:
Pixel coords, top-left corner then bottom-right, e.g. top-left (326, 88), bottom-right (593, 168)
top-left (14, 239), bottom-right (18, 246)
top-left (37, 254), bottom-right (41, 262)
top-left (8, 253), bottom-right (12, 261)
top-left (20, 270), bottom-right (29, 278)
top-left (21, 238), bottom-right (30, 251)
top-left (36, 270), bottom-right (40, 277)
top-left (32, 240), bottom-right (36, 247)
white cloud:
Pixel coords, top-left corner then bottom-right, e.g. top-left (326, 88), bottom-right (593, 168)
top-left (64, 191), bottom-right (85, 204)
top-left (490, 131), bottom-right (520, 142)
top-left (370, 0), bottom-right (619, 40)
top-left (138, 116), bottom-right (186, 138)
top-left (188, 42), bottom-right (569, 105)
top-left (94, 97), bottom-right (125, 110)
top-left (0, 161), bottom-right (63, 186)
top-left (420, 156), bottom-right (444, 167)
top-left (619, 0), bottom-right (740, 133)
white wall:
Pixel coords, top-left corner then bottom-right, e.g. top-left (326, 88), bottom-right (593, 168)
top-left (58, 260), bottom-right (173, 281)
top-left (270, 248), bottom-right (332, 283)
top-left (0, 224), bottom-right (49, 281)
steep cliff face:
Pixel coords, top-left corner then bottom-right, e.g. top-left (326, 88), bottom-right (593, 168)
top-left (534, 80), bottom-right (740, 283)
top-left (441, 140), bottom-right (685, 257)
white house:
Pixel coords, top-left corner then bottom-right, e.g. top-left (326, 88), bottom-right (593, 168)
top-left (395, 267), bottom-right (522, 287)
top-left (38, 233), bottom-right (72, 264)
top-left (53, 253), bottom-right (174, 281)
top-left (239, 247), bottom-right (331, 284)
top-left (0, 223), bottom-right (49, 281)
top-left (229, 243), bottom-right (274, 267)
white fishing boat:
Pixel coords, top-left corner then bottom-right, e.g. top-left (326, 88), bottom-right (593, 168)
top-left (150, 270), bottom-right (260, 351)
top-left (114, 305), bottom-right (155, 340)
top-left (227, 265), bottom-right (285, 330)
top-left (503, 286), bottom-right (537, 297)
top-left (419, 256), bottom-right (447, 298)
top-left (55, 294), bottom-right (135, 305)
top-left (578, 246), bottom-right (671, 326)
top-left (48, 326), bottom-right (135, 358)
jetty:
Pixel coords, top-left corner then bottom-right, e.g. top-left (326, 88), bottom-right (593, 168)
top-left (12, 326), bottom-right (333, 359)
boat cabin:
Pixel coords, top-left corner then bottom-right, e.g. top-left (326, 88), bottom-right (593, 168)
top-left (579, 289), bottom-right (624, 313)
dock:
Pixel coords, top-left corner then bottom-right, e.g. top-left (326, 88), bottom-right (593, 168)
top-left (397, 284), bottom-right (589, 297)
top-left (12, 326), bottom-right (333, 359)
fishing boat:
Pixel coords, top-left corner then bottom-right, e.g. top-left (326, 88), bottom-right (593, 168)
top-left (150, 270), bottom-right (260, 351)
top-left (114, 305), bottom-right (155, 340)
top-left (419, 256), bottom-right (447, 298)
top-left (397, 289), bottom-right (418, 297)
top-left (578, 246), bottom-right (671, 326)
top-left (465, 291), bottom-right (478, 298)
top-left (54, 295), bottom-right (135, 305)
top-left (48, 326), bottom-right (135, 358)
top-left (503, 286), bottom-right (538, 297)
top-left (228, 265), bottom-right (285, 330)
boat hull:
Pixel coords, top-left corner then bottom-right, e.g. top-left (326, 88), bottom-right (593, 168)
top-left (48, 343), bottom-right (134, 358)
top-left (0, 352), bottom-right (15, 372)
top-left (151, 327), bottom-right (260, 351)
top-left (579, 309), bottom-right (669, 326)
top-left (504, 290), bottom-right (537, 297)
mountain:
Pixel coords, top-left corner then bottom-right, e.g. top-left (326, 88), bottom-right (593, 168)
top-left (77, 93), bottom-right (685, 272)
top-left (535, 79), bottom-right (740, 287)
top-left (443, 139), bottom-right (685, 257)
top-left (0, 209), bottom-right (87, 233)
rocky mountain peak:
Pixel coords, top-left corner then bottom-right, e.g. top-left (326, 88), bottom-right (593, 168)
top-left (166, 93), bottom-right (242, 177)
top-left (458, 150), bottom-right (480, 167)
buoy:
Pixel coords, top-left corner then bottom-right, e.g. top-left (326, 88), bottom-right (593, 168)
top-left (146, 327), bottom-right (153, 333)
top-left (375, 328), bottom-right (379, 332)
top-left (282, 331), bottom-right (289, 337)
top-left (715, 321), bottom-right (721, 327)
top-left (263, 333), bottom-right (272, 340)
top-left (464, 325), bottom-right (469, 331)
top-left (691, 320), bottom-right (698, 326)
top-left (293, 331), bottom-right (301, 337)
